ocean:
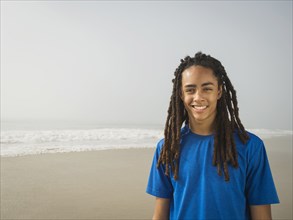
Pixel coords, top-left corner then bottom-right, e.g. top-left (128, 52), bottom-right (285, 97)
top-left (1, 121), bottom-right (292, 157)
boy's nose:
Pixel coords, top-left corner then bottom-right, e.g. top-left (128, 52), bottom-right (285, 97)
top-left (194, 91), bottom-right (204, 101)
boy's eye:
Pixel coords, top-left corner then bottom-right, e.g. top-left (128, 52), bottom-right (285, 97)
top-left (185, 89), bottom-right (195, 93)
top-left (203, 87), bottom-right (212, 91)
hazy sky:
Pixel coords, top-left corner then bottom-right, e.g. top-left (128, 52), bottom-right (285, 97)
top-left (1, 1), bottom-right (292, 129)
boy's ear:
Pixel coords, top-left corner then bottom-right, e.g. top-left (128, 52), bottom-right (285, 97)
top-left (217, 85), bottom-right (223, 99)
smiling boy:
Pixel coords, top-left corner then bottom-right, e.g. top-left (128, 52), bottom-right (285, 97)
top-left (146, 52), bottom-right (279, 220)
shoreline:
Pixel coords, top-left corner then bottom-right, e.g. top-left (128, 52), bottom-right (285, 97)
top-left (1, 134), bottom-right (291, 158)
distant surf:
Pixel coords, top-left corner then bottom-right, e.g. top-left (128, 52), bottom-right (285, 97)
top-left (1, 127), bottom-right (292, 157)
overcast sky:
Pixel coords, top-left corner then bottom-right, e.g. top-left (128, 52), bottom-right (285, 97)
top-left (1, 1), bottom-right (292, 129)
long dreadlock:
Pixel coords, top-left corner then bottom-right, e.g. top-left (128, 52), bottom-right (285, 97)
top-left (157, 52), bottom-right (249, 182)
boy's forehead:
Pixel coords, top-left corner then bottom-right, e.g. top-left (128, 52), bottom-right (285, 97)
top-left (181, 65), bottom-right (217, 85)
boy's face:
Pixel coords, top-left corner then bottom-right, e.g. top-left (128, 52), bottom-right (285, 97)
top-left (180, 65), bottom-right (222, 129)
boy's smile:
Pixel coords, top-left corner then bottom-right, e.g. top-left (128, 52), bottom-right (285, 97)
top-left (181, 65), bottom-right (222, 134)
top-left (191, 105), bottom-right (208, 112)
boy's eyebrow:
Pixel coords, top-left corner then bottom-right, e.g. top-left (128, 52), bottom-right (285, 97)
top-left (184, 84), bottom-right (196, 88)
top-left (184, 82), bottom-right (215, 88)
top-left (202, 82), bottom-right (215, 87)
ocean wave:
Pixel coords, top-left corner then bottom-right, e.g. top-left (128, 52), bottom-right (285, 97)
top-left (1, 128), bottom-right (164, 144)
top-left (1, 128), bottom-right (292, 157)
top-left (248, 129), bottom-right (293, 139)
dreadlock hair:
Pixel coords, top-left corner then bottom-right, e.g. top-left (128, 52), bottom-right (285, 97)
top-left (157, 51), bottom-right (250, 182)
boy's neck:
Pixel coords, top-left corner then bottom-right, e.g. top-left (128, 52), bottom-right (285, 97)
top-left (189, 119), bottom-right (215, 136)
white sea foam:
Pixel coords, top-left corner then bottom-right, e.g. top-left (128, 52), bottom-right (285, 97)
top-left (247, 129), bottom-right (293, 139)
top-left (0, 128), bottom-right (164, 157)
top-left (0, 127), bottom-right (292, 157)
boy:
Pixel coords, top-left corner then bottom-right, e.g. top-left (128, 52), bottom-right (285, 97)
top-left (146, 52), bottom-right (279, 219)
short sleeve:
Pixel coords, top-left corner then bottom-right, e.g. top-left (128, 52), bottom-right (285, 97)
top-left (245, 140), bottom-right (280, 205)
top-left (146, 139), bottom-right (173, 199)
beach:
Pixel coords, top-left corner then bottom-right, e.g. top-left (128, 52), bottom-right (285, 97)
top-left (1, 136), bottom-right (292, 220)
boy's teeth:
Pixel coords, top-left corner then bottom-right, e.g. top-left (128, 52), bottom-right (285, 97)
top-left (193, 106), bottom-right (207, 110)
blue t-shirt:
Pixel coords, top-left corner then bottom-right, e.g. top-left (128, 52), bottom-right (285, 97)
top-left (146, 125), bottom-right (279, 220)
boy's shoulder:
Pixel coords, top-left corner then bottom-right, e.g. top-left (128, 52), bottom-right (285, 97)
top-left (156, 138), bottom-right (165, 150)
top-left (234, 130), bottom-right (266, 156)
top-left (243, 130), bottom-right (263, 145)
top-left (154, 138), bottom-right (167, 156)
top-left (237, 130), bottom-right (264, 145)
top-left (155, 125), bottom-right (190, 150)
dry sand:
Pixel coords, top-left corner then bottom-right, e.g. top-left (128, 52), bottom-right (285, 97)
top-left (1, 135), bottom-right (292, 220)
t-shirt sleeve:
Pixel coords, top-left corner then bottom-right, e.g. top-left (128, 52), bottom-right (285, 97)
top-left (245, 139), bottom-right (280, 205)
top-left (146, 139), bottom-right (173, 199)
